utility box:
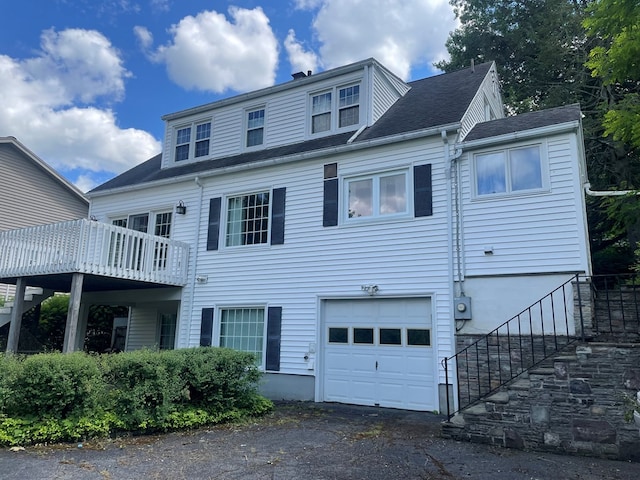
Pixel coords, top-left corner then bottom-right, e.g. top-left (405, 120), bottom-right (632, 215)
top-left (454, 296), bottom-right (472, 321)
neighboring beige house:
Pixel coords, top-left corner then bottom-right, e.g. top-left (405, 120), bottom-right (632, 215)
top-left (0, 136), bottom-right (88, 301)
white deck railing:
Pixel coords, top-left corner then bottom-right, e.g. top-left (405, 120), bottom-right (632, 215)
top-left (0, 219), bottom-right (189, 286)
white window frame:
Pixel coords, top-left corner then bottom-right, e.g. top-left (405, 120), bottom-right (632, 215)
top-left (308, 82), bottom-right (362, 137)
top-left (111, 210), bottom-right (173, 238)
top-left (172, 118), bottom-right (212, 162)
top-left (472, 142), bottom-right (548, 199)
top-left (342, 168), bottom-right (411, 223)
top-left (223, 189), bottom-right (272, 248)
top-left (245, 107), bottom-right (266, 148)
top-left (215, 306), bottom-right (267, 368)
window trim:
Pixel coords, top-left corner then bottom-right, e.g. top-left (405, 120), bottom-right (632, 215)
top-left (308, 82), bottom-right (362, 137)
top-left (215, 305), bottom-right (267, 368)
top-left (245, 106), bottom-right (266, 149)
top-left (342, 168), bottom-right (411, 223)
top-left (172, 118), bottom-right (213, 163)
top-left (222, 189), bottom-right (272, 248)
top-left (472, 142), bottom-right (548, 199)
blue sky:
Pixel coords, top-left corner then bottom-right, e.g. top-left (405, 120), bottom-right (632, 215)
top-left (0, 0), bottom-right (458, 192)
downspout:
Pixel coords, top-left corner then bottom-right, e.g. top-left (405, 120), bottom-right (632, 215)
top-left (443, 131), bottom-right (465, 297)
top-left (185, 175), bottom-right (204, 347)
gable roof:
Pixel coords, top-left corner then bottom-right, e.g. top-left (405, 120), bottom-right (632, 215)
top-left (0, 136), bottom-right (89, 204)
top-left (463, 104), bottom-right (582, 143)
top-left (90, 61), bottom-right (494, 195)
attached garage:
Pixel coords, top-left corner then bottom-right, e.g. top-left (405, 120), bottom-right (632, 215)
top-left (321, 297), bottom-right (436, 411)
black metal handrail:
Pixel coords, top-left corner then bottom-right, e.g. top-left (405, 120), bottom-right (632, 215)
top-left (443, 273), bottom-right (640, 419)
top-left (444, 274), bottom-right (582, 419)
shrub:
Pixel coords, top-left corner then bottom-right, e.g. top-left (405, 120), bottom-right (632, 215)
top-left (3, 352), bottom-right (103, 419)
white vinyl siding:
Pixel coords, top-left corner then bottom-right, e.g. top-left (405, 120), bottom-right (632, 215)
top-left (459, 64), bottom-right (504, 139)
top-left (125, 306), bottom-right (158, 351)
top-left (461, 134), bottom-right (588, 276)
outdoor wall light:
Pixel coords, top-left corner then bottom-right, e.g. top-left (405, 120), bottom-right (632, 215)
top-left (361, 284), bottom-right (379, 296)
top-left (176, 200), bottom-right (187, 215)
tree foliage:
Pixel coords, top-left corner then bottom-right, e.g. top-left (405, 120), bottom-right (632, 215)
top-left (438, 0), bottom-right (640, 273)
top-left (585, 0), bottom-right (640, 149)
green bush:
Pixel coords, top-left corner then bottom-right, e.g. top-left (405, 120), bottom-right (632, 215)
top-left (3, 352), bottom-right (104, 419)
top-left (0, 347), bottom-right (271, 446)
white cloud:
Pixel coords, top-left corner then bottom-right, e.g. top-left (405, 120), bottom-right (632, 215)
top-left (134, 25), bottom-right (154, 51)
top-left (152, 7), bottom-right (279, 93)
top-left (293, 0), bottom-right (456, 80)
top-left (0, 29), bottom-right (160, 190)
top-left (284, 29), bottom-right (318, 75)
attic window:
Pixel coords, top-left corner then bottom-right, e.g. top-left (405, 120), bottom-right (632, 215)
top-left (309, 83), bottom-right (361, 136)
top-left (246, 108), bottom-right (265, 147)
top-left (174, 120), bottom-right (212, 162)
top-left (339, 85), bottom-right (359, 128)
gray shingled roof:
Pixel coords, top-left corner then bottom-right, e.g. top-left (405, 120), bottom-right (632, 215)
top-left (91, 62), bottom-right (495, 194)
top-left (464, 104), bottom-right (582, 142)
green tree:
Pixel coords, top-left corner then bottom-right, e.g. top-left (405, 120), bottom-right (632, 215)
top-left (585, 0), bottom-right (640, 149)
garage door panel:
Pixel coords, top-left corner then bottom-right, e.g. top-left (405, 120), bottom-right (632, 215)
top-left (323, 298), bottom-right (435, 411)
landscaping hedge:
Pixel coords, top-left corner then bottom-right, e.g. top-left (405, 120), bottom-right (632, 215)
top-left (0, 347), bottom-right (272, 446)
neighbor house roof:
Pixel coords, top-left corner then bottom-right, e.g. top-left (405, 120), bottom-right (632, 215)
top-left (90, 61), bottom-right (495, 194)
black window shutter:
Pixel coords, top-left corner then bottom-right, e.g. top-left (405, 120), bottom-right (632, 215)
top-left (200, 308), bottom-right (214, 346)
top-left (265, 306), bottom-right (282, 371)
top-left (206, 197), bottom-right (222, 250)
top-left (323, 178), bottom-right (339, 227)
top-left (270, 187), bottom-right (286, 245)
top-left (414, 164), bottom-right (433, 217)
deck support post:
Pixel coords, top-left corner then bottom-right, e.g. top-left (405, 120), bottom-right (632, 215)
top-left (5, 277), bottom-right (27, 354)
top-left (63, 273), bottom-right (84, 353)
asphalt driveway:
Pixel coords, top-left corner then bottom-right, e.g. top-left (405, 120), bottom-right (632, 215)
top-left (0, 402), bottom-right (638, 479)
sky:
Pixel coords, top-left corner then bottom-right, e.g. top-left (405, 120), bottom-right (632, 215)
top-left (0, 0), bottom-right (458, 193)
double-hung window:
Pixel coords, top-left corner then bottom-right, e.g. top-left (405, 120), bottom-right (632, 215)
top-left (309, 84), bottom-right (361, 136)
top-left (346, 170), bottom-right (408, 220)
top-left (475, 144), bottom-right (544, 196)
top-left (311, 92), bottom-right (332, 133)
top-left (219, 307), bottom-right (265, 363)
top-left (338, 85), bottom-right (359, 128)
top-left (246, 108), bottom-right (265, 147)
top-left (174, 121), bottom-right (212, 161)
top-left (225, 191), bottom-right (270, 246)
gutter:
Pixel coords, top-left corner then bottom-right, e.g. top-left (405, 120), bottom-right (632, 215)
top-left (584, 183), bottom-right (640, 197)
top-left (456, 120), bottom-right (580, 150)
top-left (88, 122), bottom-right (462, 198)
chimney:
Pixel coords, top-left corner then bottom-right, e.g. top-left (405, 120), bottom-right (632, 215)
top-left (292, 71), bottom-right (307, 80)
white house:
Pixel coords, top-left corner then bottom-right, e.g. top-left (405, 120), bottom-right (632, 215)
top-left (0, 59), bottom-right (591, 412)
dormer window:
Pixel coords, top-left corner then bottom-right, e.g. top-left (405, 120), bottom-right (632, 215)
top-left (246, 108), bottom-right (265, 147)
top-left (174, 120), bottom-right (212, 162)
top-left (312, 92), bottom-right (332, 133)
top-left (309, 83), bottom-right (361, 136)
top-left (339, 85), bottom-right (359, 128)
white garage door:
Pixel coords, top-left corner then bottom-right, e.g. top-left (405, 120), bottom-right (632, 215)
top-left (323, 298), bottom-right (435, 411)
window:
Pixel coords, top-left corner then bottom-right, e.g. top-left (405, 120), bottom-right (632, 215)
top-left (312, 92), bottom-right (332, 133)
top-left (309, 84), bottom-right (360, 135)
top-left (220, 307), bottom-right (265, 360)
top-left (109, 211), bottom-right (172, 269)
top-left (246, 108), bottom-right (265, 147)
top-left (158, 313), bottom-right (177, 350)
top-left (407, 329), bottom-right (431, 346)
top-left (175, 127), bottom-right (191, 161)
top-left (225, 191), bottom-right (270, 247)
top-left (380, 328), bottom-right (402, 345)
top-left (475, 145), bottom-right (543, 196)
top-left (328, 327), bottom-right (349, 344)
top-left (346, 171), bottom-right (408, 220)
top-left (195, 122), bottom-right (211, 157)
top-left (339, 85), bottom-right (359, 127)
top-left (174, 121), bottom-right (211, 161)
top-left (353, 327), bottom-right (374, 344)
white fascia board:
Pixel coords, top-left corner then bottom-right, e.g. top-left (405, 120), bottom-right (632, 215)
top-left (87, 122), bottom-right (461, 198)
top-left (456, 120), bottom-right (581, 151)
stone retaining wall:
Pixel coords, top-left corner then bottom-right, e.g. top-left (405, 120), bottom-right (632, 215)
top-left (443, 339), bottom-right (640, 460)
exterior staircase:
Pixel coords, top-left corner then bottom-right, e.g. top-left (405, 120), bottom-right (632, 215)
top-left (0, 287), bottom-right (55, 328)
